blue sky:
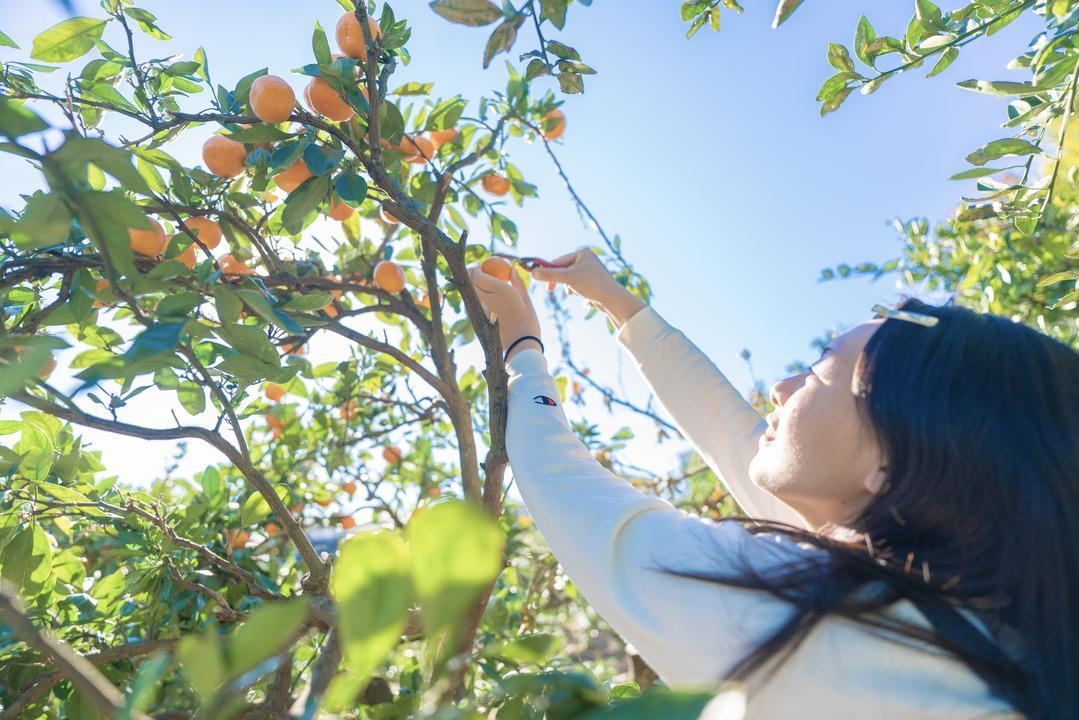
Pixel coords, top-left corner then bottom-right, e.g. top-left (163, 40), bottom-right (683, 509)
top-left (0, 1), bottom-right (1041, 485)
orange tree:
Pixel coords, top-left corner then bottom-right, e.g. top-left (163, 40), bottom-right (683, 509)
top-left (0, 1), bottom-right (741, 718)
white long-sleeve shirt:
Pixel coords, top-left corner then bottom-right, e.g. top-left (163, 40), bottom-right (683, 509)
top-left (505, 305), bottom-right (1021, 719)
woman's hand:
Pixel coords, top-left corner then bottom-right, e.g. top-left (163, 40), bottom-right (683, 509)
top-left (468, 264), bottom-right (542, 360)
top-left (531, 247), bottom-right (647, 330)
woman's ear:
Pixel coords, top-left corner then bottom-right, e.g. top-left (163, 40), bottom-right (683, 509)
top-left (864, 464), bottom-right (889, 495)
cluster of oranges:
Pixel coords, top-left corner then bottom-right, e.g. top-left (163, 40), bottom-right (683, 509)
top-left (111, 213), bottom-right (261, 283)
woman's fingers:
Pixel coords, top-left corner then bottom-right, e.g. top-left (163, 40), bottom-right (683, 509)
top-left (509, 264), bottom-right (531, 303)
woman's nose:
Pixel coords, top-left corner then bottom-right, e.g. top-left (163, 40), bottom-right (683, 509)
top-left (769, 374), bottom-right (803, 408)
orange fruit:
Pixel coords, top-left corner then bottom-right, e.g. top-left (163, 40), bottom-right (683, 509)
top-left (266, 413), bottom-right (285, 439)
top-left (425, 487), bottom-right (441, 498)
top-left (373, 260), bottom-right (406, 293)
top-left (327, 198), bottom-right (354, 221)
top-left (541, 108), bottom-right (565, 140)
top-left (382, 445), bottom-right (401, 464)
top-left (481, 173), bottom-right (510, 196)
top-left (340, 516), bottom-right (357, 530)
top-left (202, 135), bottom-right (247, 178)
top-left (282, 339), bottom-right (306, 356)
top-left (306, 76), bottom-right (355, 122)
top-left (315, 496), bottom-right (332, 508)
top-left (128, 218), bottom-right (167, 257)
top-left (37, 353), bottom-right (57, 379)
top-left (264, 522), bottom-right (280, 536)
top-left (176, 241), bottom-right (198, 269)
top-left (380, 207), bottom-right (399, 224)
top-left (183, 217), bottom-right (222, 251)
top-left (219, 254), bottom-right (255, 276)
top-left (428, 128), bottom-right (457, 149)
top-left (324, 304), bottom-right (339, 318)
top-left (399, 134), bottom-right (434, 163)
top-left (265, 383), bottom-right (285, 401)
top-left (92, 278), bottom-right (110, 308)
top-left (416, 293), bottom-right (431, 309)
top-left (226, 529), bottom-right (250, 549)
top-left (336, 13), bottom-right (381, 60)
top-left (250, 75), bottom-right (295, 124)
top-left (274, 159), bottom-right (314, 193)
top-left (481, 257), bottom-right (513, 282)
top-left (339, 399), bottom-right (359, 421)
top-left (341, 481), bottom-right (357, 495)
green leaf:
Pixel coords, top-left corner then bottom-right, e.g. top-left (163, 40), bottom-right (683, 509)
top-left (827, 43), bottom-right (855, 74)
top-left (926, 46), bottom-right (958, 78)
top-left (177, 631), bottom-right (226, 701)
top-left (303, 143), bottom-right (345, 176)
top-left (239, 489), bottom-right (273, 528)
top-left (424, 97), bottom-right (467, 131)
top-left (540, 0), bottom-right (569, 29)
top-left (31, 17), bottom-right (108, 62)
top-left (965, 138), bottom-right (1040, 166)
top-left (53, 134), bottom-right (151, 196)
top-left (282, 174), bottom-right (332, 234)
top-left (334, 173), bottom-right (368, 204)
top-left (39, 484), bottom-right (107, 517)
top-left (177, 380), bottom-right (205, 415)
top-left (578, 687), bottom-right (734, 720)
top-left (16, 423), bottom-right (54, 483)
top-left (312, 21), bottom-right (331, 67)
top-left (429, 0), bottom-right (504, 26)
top-left (545, 41), bottom-right (580, 61)
top-left (771, 0), bottom-right (803, 28)
top-left (525, 58), bottom-right (549, 80)
top-left (391, 81), bottom-right (434, 96)
top-left (407, 500), bottom-right (504, 637)
top-left (216, 323), bottom-right (280, 366)
top-left (282, 292), bottom-right (334, 312)
top-left (915, 0), bottom-right (944, 32)
top-left (227, 598), bottom-right (309, 677)
top-left (854, 15), bottom-right (876, 66)
top-left (558, 72), bottom-right (584, 94)
top-left (0, 30), bottom-right (17, 48)
top-left (949, 165), bottom-right (1011, 180)
top-left (483, 633), bottom-right (563, 665)
top-left (1, 525), bottom-right (53, 598)
top-left (956, 79), bottom-right (1047, 97)
top-left (483, 15), bottom-right (525, 69)
top-left (327, 530), bottom-right (412, 710)
top-left (124, 322), bottom-right (185, 364)
top-left (0, 98), bottom-right (48, 138)
top-left (8, 193), bottom-right (72, 250)
top-left (225, 125), bottom-right (295, 143)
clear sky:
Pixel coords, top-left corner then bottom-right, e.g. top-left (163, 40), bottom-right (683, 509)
top-left (0, 1), bottom-right (1041, 487)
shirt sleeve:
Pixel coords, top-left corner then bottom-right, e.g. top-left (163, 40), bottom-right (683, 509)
top-left (505, 347), bottom-right (810, 689)
top-left (615, 306), bottom-right (803, 527)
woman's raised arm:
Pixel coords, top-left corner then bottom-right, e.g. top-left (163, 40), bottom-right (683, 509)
top-left (505, 347), bottom-right (804, 689)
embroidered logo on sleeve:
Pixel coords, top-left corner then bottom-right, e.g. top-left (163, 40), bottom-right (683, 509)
top-left (533, 395), bottom-right (557, 407)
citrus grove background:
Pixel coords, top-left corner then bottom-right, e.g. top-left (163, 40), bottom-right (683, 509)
top-left (0, 1), bottom-right (1048, 485)
top-left (0, 0), bottom-right (1075, 719)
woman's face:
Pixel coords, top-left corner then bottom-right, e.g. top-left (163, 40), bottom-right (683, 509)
top-left (748, 320), bottom-right (889, 531)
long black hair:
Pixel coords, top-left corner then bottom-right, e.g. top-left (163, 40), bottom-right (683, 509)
top-left (659, 297), bottom-right (1079, 718)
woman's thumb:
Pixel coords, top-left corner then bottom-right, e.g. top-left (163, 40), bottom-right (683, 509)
top-left (532, 265), bottom-right (568, 281)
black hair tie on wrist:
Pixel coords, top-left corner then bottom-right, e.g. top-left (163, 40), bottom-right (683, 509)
top-left (504, 335), bottom-right (544, 363)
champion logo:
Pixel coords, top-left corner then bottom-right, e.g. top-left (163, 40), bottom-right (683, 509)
top-left (533, 395), bottom-right (558, 407)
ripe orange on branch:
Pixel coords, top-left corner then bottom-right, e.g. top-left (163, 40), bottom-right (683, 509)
top-left (274, 159), bottom-right (314, 193)
top-left (183, 217), bottom-right (222, 250)
top-left (428, 127), bottom-right (457, 149)
top-left (305, 76), bottom-right (355, 122)
top-left (336, 13), bottom-right (381, 60)
top-left (541, 108), bottom-right (566, 140)
top-left (175, 241), bottom-right (198, 269)
top-left (219, 254), bottom-right (255, 276)
top-left (128, 218), bottom-right (168, 257)
top-left (382, 445), bottom-right (402, 464)
top-left (482, 173), bottom-right (510, 196)
top-left (250, 75), bottom-right (296, 123)
top-left (265, 383), bottom-right (286, 401)
top-left (202, 135), bottom-right (247, 178)
top-left (339, 516), bottom-right (357, 530)
top-left (481, 257), bottom-right (513, 282)
top-left (327, 198), bottom-right (354, 221)
top-left (339, 399), bottom-right (360, 421)
top-left (341, 481), bottom-right (357, 496)
top-left (399, 134), bottom-right (434, 163)
top-left (373, 260), bottom-right (406, 293)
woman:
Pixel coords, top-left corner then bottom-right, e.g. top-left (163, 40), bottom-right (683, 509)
top-left (467, 247), bottom-right (1078, 720)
